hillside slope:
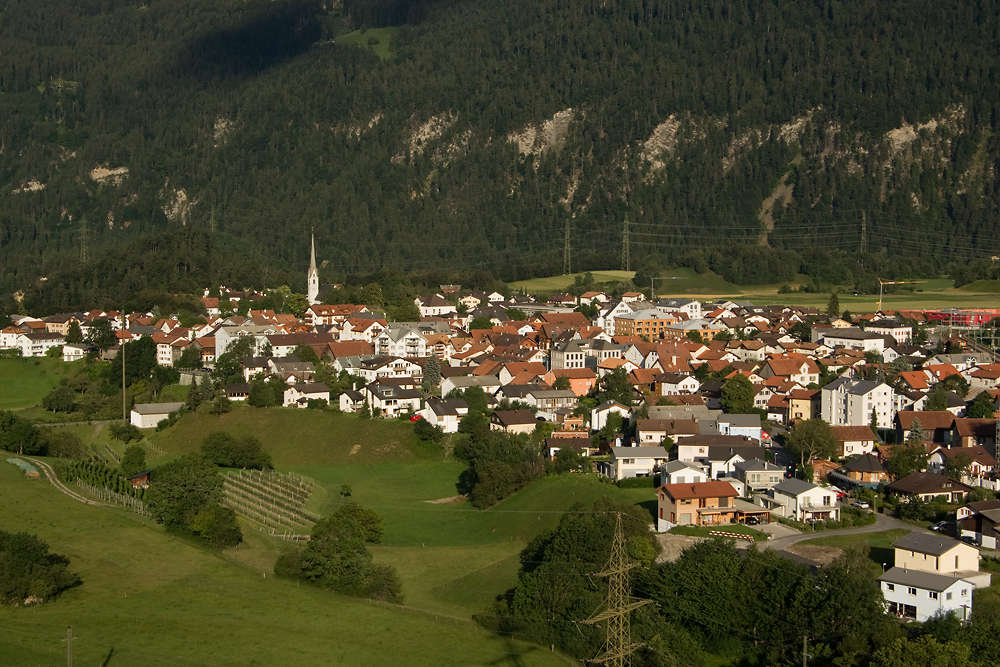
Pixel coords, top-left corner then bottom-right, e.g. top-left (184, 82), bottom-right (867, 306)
top-left (3, 0), bottom-right (1000, 311)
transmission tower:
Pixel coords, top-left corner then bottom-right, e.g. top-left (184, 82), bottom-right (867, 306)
top-left (585, 512), bottom-right (650, 667)
top-left (564, 219), bottom-right (572, 275)
top-left (859, 211), bottom-right (867, 267)
top-left (621, 215), bottom-right (631, 272)
top-left (80, 216), bottom-right (89, 264)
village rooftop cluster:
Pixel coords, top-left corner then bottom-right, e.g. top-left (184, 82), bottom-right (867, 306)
top-left (5, 285), bottom-right (1000, 623)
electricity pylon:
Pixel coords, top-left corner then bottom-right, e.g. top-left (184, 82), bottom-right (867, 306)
top-left (621, 215), bottom-right (630, 272)
top-left (585, 512), bottom-right (650, 667)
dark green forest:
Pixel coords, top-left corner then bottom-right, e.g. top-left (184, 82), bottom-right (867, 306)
top-left (3, 0), bottom-right (1000, 313)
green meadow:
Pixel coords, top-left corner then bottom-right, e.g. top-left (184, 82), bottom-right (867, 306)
top-left (1, 403), bottom-right (660, 666)
top-left (0, 357), bottom-right (81, 410)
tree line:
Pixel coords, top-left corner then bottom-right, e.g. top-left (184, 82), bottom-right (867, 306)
top-left (4, 0), bottom-right (1000, 314)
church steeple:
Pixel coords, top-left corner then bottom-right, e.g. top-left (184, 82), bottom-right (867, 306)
top-left (307, 231), bottom-right (319, 305)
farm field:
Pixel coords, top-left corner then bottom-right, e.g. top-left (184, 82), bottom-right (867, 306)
top-left (0, 459), bottom-right (573, 667)
top-left (509, 269), bottom-right (1000, 312)
top-left (0, 357), bottom-right (82, 410)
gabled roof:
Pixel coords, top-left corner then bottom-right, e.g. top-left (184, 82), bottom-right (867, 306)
top-left (843, 453), bottom-right (884, 473)
top-left (772, 478), bottom-right (819, 496)
top-left (895, 411), bottom-right (956, 431)
top-left (887, 471), bottom-right (973, 495)
top-left (491, 410), bottom-right (536, 426)
top-left (893, 532), bottom-right (971, 556)
top-left (878, 567), bottom-right (972, 593)
top-left (829, 425), bottom-right (878, 443)
top-left (660, 480), bottom-right (739, 499)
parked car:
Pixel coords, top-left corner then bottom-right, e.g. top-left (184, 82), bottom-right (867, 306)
top-left (930, 521), bottom-right (948, 532)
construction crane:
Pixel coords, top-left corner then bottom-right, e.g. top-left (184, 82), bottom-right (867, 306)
top-left (876, 278), bottom-right (920, 313)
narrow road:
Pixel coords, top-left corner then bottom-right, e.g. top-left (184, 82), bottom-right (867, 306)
top-left (35, 419), bottom-right (120, 427)
top-left (763, 513), bottom-right (925, 563)
top-left (16, 454), bottom-right (110, 507)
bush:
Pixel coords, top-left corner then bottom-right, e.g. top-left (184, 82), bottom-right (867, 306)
top-left (190, 504), bottom-right (242, 548)
top-left (618, 476), bottom-right (656, 488)
top-left (414, 417), bottom-right (445, 443)
top-left (40, 430), bottom-right (87, 459)
top-left (108, 421), bottom-right (143, 442)
top-left (0, 530), bottom-right (81, 604)
top-left (200, 431), bottom-right (273, 469)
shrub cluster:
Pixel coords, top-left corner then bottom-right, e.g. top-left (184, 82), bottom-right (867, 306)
top-left (0, 530), bottom-right (81, 605)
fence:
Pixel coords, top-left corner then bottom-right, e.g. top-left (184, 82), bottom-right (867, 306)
top-left (75, 479), bottom-right (151, 516)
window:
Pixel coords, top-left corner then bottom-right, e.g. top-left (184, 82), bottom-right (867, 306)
top-left (886, 584), bottom-right (894, 591)
top-left (956, 555), bottom-right (960, 569)
top-left (908, 588), bottom-right (917, 596)
top-left (962, 589), bottom-right (969, 596)
top-left (929, 592), bottom-right (939, 599)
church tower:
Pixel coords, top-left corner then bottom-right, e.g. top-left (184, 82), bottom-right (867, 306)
top-left (307, 232), bottom-right (320, 305)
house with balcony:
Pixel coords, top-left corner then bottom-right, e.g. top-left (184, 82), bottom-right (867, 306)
top-left (733, 459), bottom-right (784, 494)
top-left (656, 480), bottom-right (740, 531)
top-left (599, 446), bottom-right (669, 481)
top-left (755, 478), bottom-right (839, 522)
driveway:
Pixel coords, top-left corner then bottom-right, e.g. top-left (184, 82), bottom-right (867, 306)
top-left (764, 513), bottom-right (924, 560)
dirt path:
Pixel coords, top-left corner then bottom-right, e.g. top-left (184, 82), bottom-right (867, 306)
top-left (18, 455), bottom-right (110, 507)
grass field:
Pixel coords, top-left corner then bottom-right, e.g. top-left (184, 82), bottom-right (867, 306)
top-left (336, 26), bottom-right (399, 60)
top-left (510, 269), bottom-right (1000, 312)
top-left (147, 405), bottom-right (437, 467)
top-left (0, 459), bottom-right (575, 667)
top-left (798, 529), bottom-right (909, 568)
top-left (0, 357), bottom-right (81, 410)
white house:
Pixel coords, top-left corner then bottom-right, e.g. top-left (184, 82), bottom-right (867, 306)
top-left (414, 294), bottom-right (457, 318)
top-left (878, 568), bottom-right (973, 622)
top-left (416, 398), bottom-right (469, 433)
top-left (591, 401), bottom-right (632, 432)
top-left (130, 402), bottom-right (185, 429)
top-left (363, 382), bottom-right (422, 418)
top-left (599, 446), bottom-right (669, 481)
top-left (375, 325), bottom-right (427, 358)
top-left (656, 298), bottom-right (702, 320)
top-left (61, 343), bottom-right (94, 362)
top-left (282, 383), bottom-right (331, 408)
top-left (658, 460), bottom-right (710, 486)
top-left (756, 478), bottom-right (839, 522)
top-left (891, 532), bottom-right (990, 588)
top-left (16, 332), bottom-right (64, 357)
top-left (821, 378), bottom-right (895, 429)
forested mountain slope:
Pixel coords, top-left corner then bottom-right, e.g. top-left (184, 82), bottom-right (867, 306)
top-left (2, 0), bottom-right (1000, 312)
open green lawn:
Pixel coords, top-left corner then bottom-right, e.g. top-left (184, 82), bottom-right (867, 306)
top-left (147, 405), bottom-right (438, 467)
top-left (0, 357), bottom-right (81, 410)
top-left (0, 459), bottom-right (573, 667)
top-left (154, 383), bottom-right (189, 403)
top-left (798, 529), bottom-right (910, 568)
top-left (335, 26), bottom-right (399, 60)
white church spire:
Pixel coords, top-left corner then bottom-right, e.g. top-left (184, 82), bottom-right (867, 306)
top-left (307, 231), bottom-right (319, 305)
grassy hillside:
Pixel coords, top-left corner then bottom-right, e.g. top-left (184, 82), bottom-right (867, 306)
top-left (147, 405), bottom-right (438, 466)
top-left (0, 358), bottom-right (81, 411)
top-left (0, 460), bottom-right (573, 667)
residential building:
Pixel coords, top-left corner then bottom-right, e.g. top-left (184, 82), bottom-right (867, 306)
top-left (733, 460), bottom-right (784, 494)
top-left (490, 410), bottom-right (537, 435)
top-left (886, 472), bottom-right (972, 502)
top-left (959, 500), bottom-right (1000, 548)
top-left (829, 425), bottom-right (878, 458)
top-left (756, 478), bottom-right (839, 522)
top-left (878, 568), bottom-right (973, 621)
top-left (363, 382), bottom-right (422, 418)
top-left (892, 532), bottom-right (986, 584)
top-left (282, 383), bottom-right (330, 408)
top-left (656, 480), bottom-right (740, 530)
top-left (821, 378), bottom-right (895, 429)
top-left (599, 446), bottom-right (669, 481)
top-left (417, 398), bottom-right (469, 433)
top-left (658, 460), bottom-right (710, 486)
top-left (130, 402), bottom-right (184, 429)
